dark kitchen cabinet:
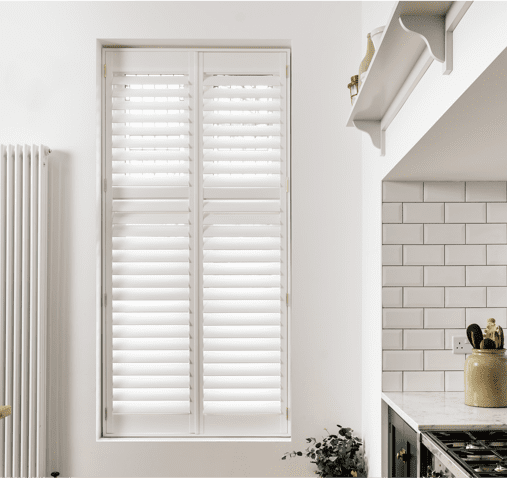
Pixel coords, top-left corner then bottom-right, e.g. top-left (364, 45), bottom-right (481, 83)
top-left (388, 406), bottom-right (418, 477)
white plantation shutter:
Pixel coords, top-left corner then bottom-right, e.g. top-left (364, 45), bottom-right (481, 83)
top-left (103, 49), bottom-right (289, 437)
top-left (104, 51), bottom-right (196, 435)
top-left (201, 52), bottom-right (288, 435)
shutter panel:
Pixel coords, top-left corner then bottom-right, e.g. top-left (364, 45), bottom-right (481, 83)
top-left (201, 52), bottom-right (289, 435)
top-left (105, 51), bottom-right (196, 435)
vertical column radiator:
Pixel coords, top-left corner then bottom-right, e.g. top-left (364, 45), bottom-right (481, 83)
top-left (0, 145), bottom-right (48, 478)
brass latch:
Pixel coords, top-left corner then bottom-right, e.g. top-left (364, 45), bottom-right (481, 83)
top-left (396, 448), bottom-right (408, 463)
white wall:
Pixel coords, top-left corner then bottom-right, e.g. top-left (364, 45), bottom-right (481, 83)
top-left (0, 2), bottom-right (363, 476)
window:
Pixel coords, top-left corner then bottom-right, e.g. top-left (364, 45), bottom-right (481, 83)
top-left (101, 48), bottom-right (290, 437)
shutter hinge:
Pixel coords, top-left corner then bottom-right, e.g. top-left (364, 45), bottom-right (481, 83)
top-left (103, 178), bottom-right (107, 192)
top-left (105, 408), bottom-right (107, 420)
top-left (286, 65), bottom-right (289, 78)
top-left (286, 178), bottom-right (289, 193)
top-left (104, 293), bottom-right (107, 308)
top-left (104, 64), bottom-right (106, 78)
top-left (286, 407), bottom-right (289, 420)
top-left (286, 293), bottom-right (289, 305)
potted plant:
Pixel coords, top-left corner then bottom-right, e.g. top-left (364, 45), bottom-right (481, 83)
top-left (282, 424), bottom-right (367, 477)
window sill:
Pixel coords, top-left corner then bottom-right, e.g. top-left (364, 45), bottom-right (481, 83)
top-left (98, 436), bottom-right (292, 442)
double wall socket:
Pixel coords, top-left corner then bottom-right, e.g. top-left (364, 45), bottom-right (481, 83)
top-left (452, 336), bottom-right (473, 354)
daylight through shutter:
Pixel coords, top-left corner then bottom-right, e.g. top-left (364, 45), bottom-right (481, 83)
top-left (104, 50), bottom-right (289, 436)
top-left (105, 51), bottom-right (195, 435)
top-left (201, 52), bottom-right (288, 435)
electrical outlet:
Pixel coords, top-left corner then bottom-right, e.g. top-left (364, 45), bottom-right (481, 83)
top-left (453, 336), bottom-right (473, 354)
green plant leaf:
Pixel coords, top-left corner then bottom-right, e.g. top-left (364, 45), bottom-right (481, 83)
top-left (297, 452), bottom-right (303, 456)
top-left (281, 456), bottom-right (286, 460)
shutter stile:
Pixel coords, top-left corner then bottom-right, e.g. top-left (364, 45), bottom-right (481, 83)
top-left (109, 67), bottom-right (193, 427)
top-left (104, 50), bottom-right (289, 437)
top-left (201, 70), bottom-right (286, 422)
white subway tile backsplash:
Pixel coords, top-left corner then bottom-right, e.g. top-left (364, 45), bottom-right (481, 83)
top-left (466, 224), bottom-right (507, 244)
top-left (466, 308), bottom-right (507, 328)
top-left (466, 182), bottom-right (507, 202)
top-left (383, 181), bottom-right (423, 202)
top-left (487, 203), bottom-right (507, 223)
top-left (425, 309), bottom-right (465, 329)
top-left (487, 287), bottom-right (507, 307)
top-left (445, 203), bottom-right (486, 223)
top-left (382, 372), bottom-right (403, 392)
top-left (382, 182), bottom-right (507, 391)
top-left (383, 287), bottom-right (402, 307)
top-left (424, 182), bottom-right (464, 202)
top-left (403, 372), bottom-right (444, 391)
top-left (424, 350), bottom-right (465, 370)
top-left (382, 203), bottom-right (402, 223)
top-left (445, 371), bottom-right (465, 392)
top-left (383, 224), bottom-right (423, 244)
top-left (383, 330), bottom-right (403, 349)
top-left (424, 224), bottom-right (465, 244)
top-left (383, 266), bottom-right (423, 286)
top-left (403, 203), bottom-right (444, 223)
top-left (444, 329), bottom-right (467, 349)
top-left (383, 245), bottom-right (403, 265)
top-left (383, 308), bottom-right (424, 328)
top-left (466, 266), bottom-right (507, 286)
top-left (445, 287), bottom-right (486, 307)
top-left (383, 351), bottom-right (423, 370)
top-left (445, 245), bottom-right (486, 265)
top-left (424, 266), bottom-right (465, 286)
top-left (404, 245), bottom-right (444, 265)
top-left (404, 287), bottom-right (444, 307)
top-left (487, 245), bottom-right (507, 265)
top-left (404, 329), bottom-right (444, 349)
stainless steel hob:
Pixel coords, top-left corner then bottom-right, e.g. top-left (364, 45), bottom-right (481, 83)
top-left (422, 430), bottom-right (507, 478)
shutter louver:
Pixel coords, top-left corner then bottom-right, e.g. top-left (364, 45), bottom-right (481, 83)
top-left (201, 55), bottom-right (288, 434)
top-left (105, 51), bottom-right (195, 435)
top-left (104, 50), bottom-right (289, 437)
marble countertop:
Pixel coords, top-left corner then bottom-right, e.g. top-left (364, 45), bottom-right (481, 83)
top-left (382, 392), bottom-right (507, 431)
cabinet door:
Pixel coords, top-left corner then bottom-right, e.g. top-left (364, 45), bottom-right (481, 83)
top-left (404, 417), bottom-right (418, 477)
top-left (388, 407), bottom-right (419, 477)
top-left (389, 408), bottom-right (408, 477)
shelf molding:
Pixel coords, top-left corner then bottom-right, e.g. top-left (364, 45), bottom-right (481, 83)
top-left (346, 1), bottom-right (473, 156)
top-left (399, 15), bottom-right (445, 63)
top-left (353, 120), bottom-right (381, 150)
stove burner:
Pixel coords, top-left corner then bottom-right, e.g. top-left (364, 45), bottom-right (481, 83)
top-left (474, 464), bottom-right (496, 472)
top-left (466, 442), bottom-right (485, 450)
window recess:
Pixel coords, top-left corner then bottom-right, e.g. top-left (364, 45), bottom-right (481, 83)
top-left (102, 49), bottom-right (290, 438)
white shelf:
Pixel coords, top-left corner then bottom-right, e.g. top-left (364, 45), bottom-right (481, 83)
top-left (346, 1), bottom-right (472, 155)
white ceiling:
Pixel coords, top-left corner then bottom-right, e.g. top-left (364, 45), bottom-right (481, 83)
top-left (384, 46), bottom-right (507, 181)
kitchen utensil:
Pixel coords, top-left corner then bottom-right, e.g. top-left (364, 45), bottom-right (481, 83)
top-left (494, 330), bottom-right (501, 349)
top-left (467, 324), bottom-right (477, 347)
top-left (485, 318), bottom-right (497, 340)
top-left (467, 324), bottom-right (483, 349)
top-left (480, 339), bottom-right (485, 349)
top-left (483, 338), bottom-right (496, 349)
top-left (499, 325), bottom-right (504, 349)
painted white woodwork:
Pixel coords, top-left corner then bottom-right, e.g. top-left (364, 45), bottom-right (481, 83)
top-left (103, 49), bottom-right (290, 437)
top-left (399, 15), bottom-right (445, 63)
top-left (347, 1), bottom-right (472, 155)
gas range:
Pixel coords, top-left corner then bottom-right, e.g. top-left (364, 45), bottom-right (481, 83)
top-left (421, 430), bottom-right (507, 478)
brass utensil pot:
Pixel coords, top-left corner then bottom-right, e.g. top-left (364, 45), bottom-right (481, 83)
top-left (465, 348), bottom-right (507, 407)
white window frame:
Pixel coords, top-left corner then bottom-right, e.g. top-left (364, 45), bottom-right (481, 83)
top-left (97, 46), bottom-right (291, 441)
